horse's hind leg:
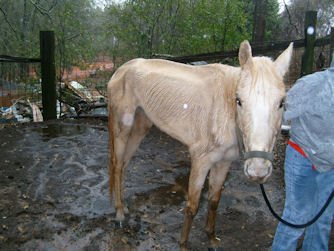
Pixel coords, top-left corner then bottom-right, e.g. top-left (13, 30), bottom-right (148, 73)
top-left (123, 108), bottom-right (152, 168)
top-left (205, 161), bottom-right (231, 247)
top-left (108, 105), bottom-right (135, 222)
top-left (110, 107), bottom-right (152, 223)
top-left (116, 108), bottom-right (152, 218)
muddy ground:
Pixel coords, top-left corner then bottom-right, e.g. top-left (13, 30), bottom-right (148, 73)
top-left (0, 119), bottom-right (332, 251)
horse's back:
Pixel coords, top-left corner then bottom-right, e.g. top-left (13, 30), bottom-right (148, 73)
top-left (107, 58), bottom-right (216, 109)
top-left (109, 58), bottom-right (225, 85)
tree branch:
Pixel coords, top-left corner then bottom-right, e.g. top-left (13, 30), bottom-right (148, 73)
top-left (29, 0), bottom-right (52, 20)
top-left (283, 0), bottom-right (299, 36)
top-left (48, 0), bottom-right (58, 13)
top-left (0, 7), bottom-right (17, 34)
top-left (65, 33), bottom-right (82, 41)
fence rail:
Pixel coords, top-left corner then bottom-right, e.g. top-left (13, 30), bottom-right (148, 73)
top-left (0, 55), bottom-right (40, 63)
top-left (154, 33), bottom-right (333, 64)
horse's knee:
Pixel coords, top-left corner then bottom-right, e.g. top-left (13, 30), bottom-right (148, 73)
top-left (185, 201), bottom-right (200, 218)
top-left (209, 199), bottom-right (219, 211)
top-left (184, 207), bottom-right (195, 219)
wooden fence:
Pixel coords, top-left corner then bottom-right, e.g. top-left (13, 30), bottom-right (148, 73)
top-left (156, 34), bottom-right (333, 65)
top-left (155, 11), bottom-right (334, 82)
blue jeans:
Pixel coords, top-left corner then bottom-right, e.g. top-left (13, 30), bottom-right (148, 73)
top-left (272, 145), bottom-right (334, 251)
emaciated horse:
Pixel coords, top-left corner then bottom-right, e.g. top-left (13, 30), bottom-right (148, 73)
top-left (107, 40), bottom-right (293, 250)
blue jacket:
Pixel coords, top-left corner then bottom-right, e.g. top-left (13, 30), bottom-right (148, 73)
top-left (284, 65), bottom-right (334, 172)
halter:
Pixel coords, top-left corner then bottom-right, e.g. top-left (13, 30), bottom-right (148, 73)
top-left (235, 123), bottom-right (274, 163)
top-left (235, 118), bottom-right (334, 229)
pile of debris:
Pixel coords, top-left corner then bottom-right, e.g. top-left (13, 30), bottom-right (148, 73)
top-left (0, 81), bottom-right (107, 124)
top-left (58, 81), bottom-right (107, 117)
top-left (0, 98), bottom-right (43, 123)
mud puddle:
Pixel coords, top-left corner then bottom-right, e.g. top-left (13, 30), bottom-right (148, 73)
top-left (0, 119), bottom-right (332, 251)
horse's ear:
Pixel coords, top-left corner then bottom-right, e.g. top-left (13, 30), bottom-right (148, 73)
top-left (274, 43), bottom-right (293, 78)
top-left (239, 40), bottom-right (253, 68)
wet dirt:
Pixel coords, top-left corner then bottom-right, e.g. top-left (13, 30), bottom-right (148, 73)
top-left (0, 119), bottom-right (332, 251)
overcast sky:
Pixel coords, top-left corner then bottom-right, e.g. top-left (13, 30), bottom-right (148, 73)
top-left (94, 0), bottom-right (291, 14)
top-left (278, 0), bottom-right (291, 13)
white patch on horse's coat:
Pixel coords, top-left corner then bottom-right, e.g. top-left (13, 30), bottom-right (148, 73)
top-left (122, 113), bottom-right (134, 126)
top-left (183, 103), bottom-right (188, 109)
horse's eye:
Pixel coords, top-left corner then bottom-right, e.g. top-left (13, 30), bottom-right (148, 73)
top-left (236, 97), bottom-right (242, 107)
top-left (279, 99), bottom-right (285, 109)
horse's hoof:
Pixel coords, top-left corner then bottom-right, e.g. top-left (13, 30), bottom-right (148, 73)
top-left (208, 236), bottom-right (221, 249)
top-left (208, 248), bottom-right (224, 251)
top-left (180, 246), bottom-right (187, 251)
top-left (115, 210), bottom-right (125, 222)
top-left (179, 242), bottom-right (188, 251)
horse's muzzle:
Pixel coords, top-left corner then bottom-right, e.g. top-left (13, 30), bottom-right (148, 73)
top-left (244, 158), bottom-right (272, 184)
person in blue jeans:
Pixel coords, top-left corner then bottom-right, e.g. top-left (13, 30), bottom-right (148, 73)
top-left (272, 56), bottom-right (334, 251)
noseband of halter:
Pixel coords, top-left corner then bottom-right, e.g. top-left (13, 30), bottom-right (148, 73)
top-left (243, 150), bottom-right (274, 162)
top-left (236, 125), bottom-right (274, 163)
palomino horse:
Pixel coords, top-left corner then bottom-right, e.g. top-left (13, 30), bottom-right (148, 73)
top-left (107, 40), bottom-right (293, 250)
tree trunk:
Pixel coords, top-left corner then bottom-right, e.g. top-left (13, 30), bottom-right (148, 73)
top-left (252, 0), bottom-right (267, 45)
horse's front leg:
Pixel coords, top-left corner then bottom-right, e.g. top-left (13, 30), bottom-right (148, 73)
top-left (205, 161), bottom-right (231, 247)
top-left (180, 156), bottom-right (213, 251)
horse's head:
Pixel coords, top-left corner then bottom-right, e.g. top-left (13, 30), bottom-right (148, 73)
top-left (236, 40), bottom-right (293, 183)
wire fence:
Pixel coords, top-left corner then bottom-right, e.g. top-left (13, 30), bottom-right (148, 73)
top-left (0, 62), bottom-right (41, 107)
top-left (285, 42), bottom-right (333, 89)
top-left (0, 29), bottom-right (332, 122)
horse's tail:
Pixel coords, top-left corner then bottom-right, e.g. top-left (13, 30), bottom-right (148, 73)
top-left (108, 102), bottom-right (116, 198)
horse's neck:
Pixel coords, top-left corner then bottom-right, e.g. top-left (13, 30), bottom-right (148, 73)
top-left (209, 66), bottom-right (239, 143)
top-left (212, 65), bottom-right (239, 116)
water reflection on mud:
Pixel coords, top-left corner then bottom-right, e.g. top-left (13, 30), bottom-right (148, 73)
top-left (1, 119), bottom-right (332, 250)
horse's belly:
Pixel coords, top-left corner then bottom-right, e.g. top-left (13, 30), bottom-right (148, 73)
top-left (143, 111), bottom-right (195, 146)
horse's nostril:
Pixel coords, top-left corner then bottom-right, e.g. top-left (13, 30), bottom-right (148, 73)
top-left (244, 163), bottom-right (251, 178)
top-left (264, 166), bottom-right (272, 177)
